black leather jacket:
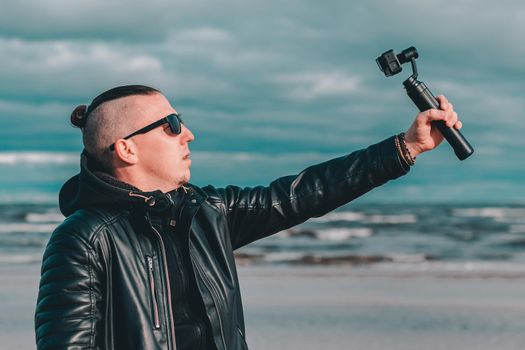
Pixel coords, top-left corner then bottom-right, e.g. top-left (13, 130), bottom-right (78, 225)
top-left (34, 136), bottom-right (409, 350)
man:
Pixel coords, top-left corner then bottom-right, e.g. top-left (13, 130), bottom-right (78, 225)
top-left (34, 85), bottom-right (461, 350)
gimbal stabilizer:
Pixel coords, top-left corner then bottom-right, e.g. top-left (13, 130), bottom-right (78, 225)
top-left (376, 47), bottom-right (474, 160)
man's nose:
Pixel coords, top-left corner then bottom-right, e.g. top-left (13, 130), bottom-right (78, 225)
top-left (181, 125), bottom-right (195, 143)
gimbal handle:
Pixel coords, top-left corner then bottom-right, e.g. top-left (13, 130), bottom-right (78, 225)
top-left (403, 76), bottom-right (474, 160)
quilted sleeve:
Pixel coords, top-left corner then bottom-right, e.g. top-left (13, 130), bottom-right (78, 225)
top-left (34, 224), bottom-right (105, 350)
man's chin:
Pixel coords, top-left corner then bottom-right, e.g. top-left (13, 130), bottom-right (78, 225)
top-left (178, 171), bottom-right (191, 186)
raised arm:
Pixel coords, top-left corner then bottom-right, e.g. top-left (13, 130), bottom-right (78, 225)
top-left (210, 95), bottom-right (461, 249)
top-left (207, 136), bottom-right (409, 249)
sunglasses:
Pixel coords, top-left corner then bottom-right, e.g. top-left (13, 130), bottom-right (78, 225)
top-left (109, 113), bottom-right (183, 151)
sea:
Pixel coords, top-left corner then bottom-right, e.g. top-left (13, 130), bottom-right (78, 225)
top-left (2, 151), bottom-right (525, 275)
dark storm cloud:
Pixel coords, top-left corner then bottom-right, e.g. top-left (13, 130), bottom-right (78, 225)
top-left (0, 0), bottom-right (523, 201)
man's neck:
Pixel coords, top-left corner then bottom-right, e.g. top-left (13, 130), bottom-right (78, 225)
top-left (112, 169), bottom-right (179, 193)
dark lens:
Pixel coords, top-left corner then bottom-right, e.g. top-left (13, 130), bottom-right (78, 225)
top-left (167, 114), bottom-right (182, 134)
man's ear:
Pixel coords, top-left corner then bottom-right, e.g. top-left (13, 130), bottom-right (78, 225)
top-left (113, 139), bottom-right (138, 165)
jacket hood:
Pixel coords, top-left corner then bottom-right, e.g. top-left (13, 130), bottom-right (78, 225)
top-left (59, 151), bottom-right (187, 217)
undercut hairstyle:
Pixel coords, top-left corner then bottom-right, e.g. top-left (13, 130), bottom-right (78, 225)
top-left (70, 85), bottom-right (161, 173)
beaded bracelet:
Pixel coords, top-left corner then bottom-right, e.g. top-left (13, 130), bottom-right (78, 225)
top-left (396, 132), bottom-right (416, 166)
top-left (394, 135), bottom-right (408, 165)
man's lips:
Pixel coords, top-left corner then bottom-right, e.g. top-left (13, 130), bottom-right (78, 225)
top-left (183, 153), bottom-right (190, 160)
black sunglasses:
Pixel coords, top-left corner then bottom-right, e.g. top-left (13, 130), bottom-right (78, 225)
top-left (109, 113), bottom-right (183, 151)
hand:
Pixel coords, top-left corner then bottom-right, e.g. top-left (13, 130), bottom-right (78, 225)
top-left (404, 95), bottom-right (462, 157)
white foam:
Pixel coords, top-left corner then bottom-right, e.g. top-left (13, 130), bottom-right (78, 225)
top-left (25, 212), bottom-right (64, 223)
top-left (0, 223), bottom-right (56, 234)
top-left (453, 207), bottom-right (525, 219)
top-left (388, 254), bottom-right (427, 263)
top-left (275, 230), bottom-right (293, 238)
top-left (0, 193), bottom-right (56, 204)
top-left (364, 214), bottom-right (417, 224)
top-left (315, 228), bottom-right (372, 241)
top-left (312, 212), bottom-right (417, 224)
top-left (510, 225), bottom-right (525, 234)
top-left (0, 254), bottom-right (42, 264)
top-left (263, 252), bottom-right (305, 262)
top-left (0, 152), bottom-right (78, 165)
top-left (311, 211), bottom-right (365, 223)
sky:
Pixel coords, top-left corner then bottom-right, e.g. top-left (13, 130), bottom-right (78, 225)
top-left (0, 0), bottom-right (523, 203)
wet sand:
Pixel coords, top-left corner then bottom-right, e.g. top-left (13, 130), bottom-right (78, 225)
top-left (239, 265), bottom-right (525, 350)
top-left (3, 263), bottom-right (525, 349)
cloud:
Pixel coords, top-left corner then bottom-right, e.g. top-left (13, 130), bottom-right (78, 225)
top-left (177, 27), bottom-right (234, 43)
top-left (0, 99), bottom-right (67, 117)
top-left (162, 27), bottom-right (286, 83)
top-left (0, 0), bottom-right (176, 41)
top-left (0, 0), bottom-right (523, 157)
top-left (272, 71), bottom-right (362, 100)
top-left (0, 0), bottom-right (522, 203)
top-left (0, 37), bottom-right (165, 100)
top-left (334, 0), bottom-right (525, 70)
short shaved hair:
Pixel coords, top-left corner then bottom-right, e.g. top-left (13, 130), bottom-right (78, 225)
top-left (71, 85), bottom-right (160, 173)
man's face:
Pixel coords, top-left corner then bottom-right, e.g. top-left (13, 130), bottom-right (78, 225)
top-left (119, 93), bottom-right (195, 190)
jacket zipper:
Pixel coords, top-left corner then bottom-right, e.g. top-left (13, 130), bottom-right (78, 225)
top-left (190, 250), bottom-right (227, 349)
top-left (165, 192), bottom-right (174, 204)
top-left (146, 255), bottom-right (161, 329)
top-left (174, 244), bottom-right (208, 348)
top-left (151, 225), bottom-right (178, 350)
top-left (167, 197), bottom-right (207, 347)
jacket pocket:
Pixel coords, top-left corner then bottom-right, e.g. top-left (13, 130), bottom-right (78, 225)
top-left (146, 255), bottom-right (161, 329)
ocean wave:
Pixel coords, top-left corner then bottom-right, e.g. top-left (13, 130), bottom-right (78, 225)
top-left (0, 152), bottom-right (78, 165)
top-left (193, 151), bottom-right (330, 163)
top-left (25, 212), bottom-right (64, 223)
top-left (263, 252), bottom-right (307, 262)
top-left (311, 211), bottom-right (365, 222)
top-left (234, 252), bottom-right (409, 266)
top-left (387, 253), bottom-right (428, 263)
top-left (0, 253), bottom-right (42, 264)
top-left (453, 207), bottom-right (525, 219)
top-left (233, 251), bottom-right (525, 274)
top-left (0, 150), bottom-right (329, 166)
top-left (314, 228), bottom-right (373, 241)
top-left (0, 193), bottom-right (57, 205)
top-left (278, 227), bottom-right (372, 241)
top-left (0, 237), bottom-right (45, 248)
top-left (364, 214), bottom-right (417, 224)
top-left (0, 223), bottom-right (56, 234)
top-left (510, 225), bottom-right (525, 234)
top-left (311, 212), bottom-right (417, 224)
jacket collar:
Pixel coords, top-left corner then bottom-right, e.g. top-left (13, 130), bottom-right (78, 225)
top-left (59, 150), bottom-right (206, 216)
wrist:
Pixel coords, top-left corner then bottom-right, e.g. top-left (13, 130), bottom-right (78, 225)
top-left (395, 133), bottom-right (417, 166)
top-left (404, 140), bottom-right (422, 158)
top-left (403, 131), bottom-right (424, 158)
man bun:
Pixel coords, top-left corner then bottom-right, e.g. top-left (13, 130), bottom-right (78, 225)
top-left (70, 85), bottom-right (161, 131)
top-left (70, 105), bottom-right (88, 129)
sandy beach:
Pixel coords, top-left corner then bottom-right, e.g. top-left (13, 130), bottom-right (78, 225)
top-left (3, 263), bottom-right (525, 350)
top-left (239, 265), bottom-right (525, 350)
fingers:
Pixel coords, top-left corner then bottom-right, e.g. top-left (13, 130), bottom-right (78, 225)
top-left (419, 95), bottom-right (461, 128)
top-left (436, 95), bottom-right (452, 111)
top-left (443, 110), bottom-right (458, 128)
top-left (417, 108), bottom-right (460, 128)
top-left (418, 109), bottom-right (448, 123)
